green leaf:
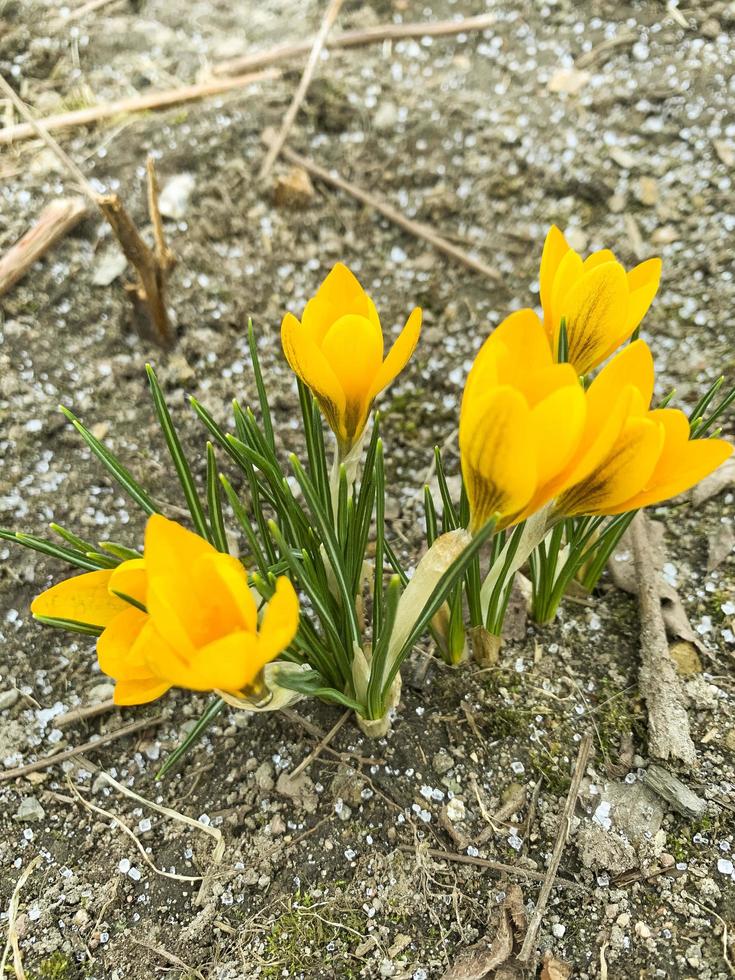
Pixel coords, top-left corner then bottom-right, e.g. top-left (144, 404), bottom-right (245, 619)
top-left (372, 439), bottom-right (386, 641)
top-left (275, 667), bottom-right (364, 713)
top-left (157, 697), bottom-right (226, 779)
top-left (367, 574), bottom-right (400, 718)
top-left (423, 486), bottom-right (438, 546)
top-left (32, 614), bottom-right (104, 637)
top-left (146, 364), bottom-right (210, 541)
top-left (434, 447), bottom-right (458, 531)
top-left (557, 317), bottom-right (568, 363)
top-left (206, 443), bottom-right (229, 553)
top-left (247, 318), bottom-right (276, 453)
top-left (59, 406), bottom-right (157, 516)
top-left (219, 475), bottom-right (269, 575)
top-left (289, 456), bottom-right (361, 647)
top-left (99, 541), bottom-right (143, 561)
top-left (1, 528), bottom-right (106, 571)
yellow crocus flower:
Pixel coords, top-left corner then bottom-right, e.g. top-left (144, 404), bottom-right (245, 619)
top-left (31, 515), bottom-right (299, 705)
top-left (281, 263), bottom-right (422, 455)
top-left (460, 309), bottom-right (587, 530)
top-left (539, 225), bottom-right (662, 376)
top-left (553, 340), bottom-right (732, 516)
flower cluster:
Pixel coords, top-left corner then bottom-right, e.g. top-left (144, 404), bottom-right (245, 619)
top-left (6, 225), bottom-right (731, 759)
top-left (32, 516), bottom-right (298, 706)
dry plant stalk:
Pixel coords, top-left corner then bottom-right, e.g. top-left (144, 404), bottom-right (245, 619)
top-left (259, 0), bottom-right (345, 179)
top-left (267, 137), bottom-right (501, 281)
top-left (0, 856), bottom-right (42, 980)
top-left (0, 76), bottom-right (176, 346)
top-left (214, 12), bottom-right (497, 77)
top-left (97, 157), bottom-right (176, 346)
top-left (631, 512), bottom-right (697, 765)
top-left (0, 69), bottom-right (279, 145)
top-left (0, 197), bottom-right (88, 297)
top-left (517, 731), bottom-right (593, 963)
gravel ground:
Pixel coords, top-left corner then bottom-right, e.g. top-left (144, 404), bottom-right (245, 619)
top-left (1, 1), bottom-right (735, 977)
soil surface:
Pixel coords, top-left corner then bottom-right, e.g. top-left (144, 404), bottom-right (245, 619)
top-left (1, 1), bottom-right (735, 978)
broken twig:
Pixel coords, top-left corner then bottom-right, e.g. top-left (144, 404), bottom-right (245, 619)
top-left (214, 13), bottom-right (496, 77)
top-left (265, 137), bottom-right (501, 281)
top-left (56, 697), bottom-right (116, 728)
top-left (398, 845), bottom-right (584, 890)
top-left (259, 0), bottom-right (344, 179)
top-left (0, 856), bottom-right (42, 980)
top-left (0, 69), bottom-right (278, 145)
top-left (0, 197), bottom-right (87, 297)
top-left (0, 76), bottom-right (176, 346)
top-left (0, 714), bottom-right (165, 783)
top-left (631, 513), bottom-right (697, 765)
top-left (644, 764), bottom-right (707, 819)
top-left (517, 732), bottom-right (593, 963)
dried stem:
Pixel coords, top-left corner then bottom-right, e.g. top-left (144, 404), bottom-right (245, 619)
top-left (398, 845), bottom-right (584, 891)
top-left (214, 13), bottom-right (497, 77)
top-left (0, 197), bottom-right (87, 297)
top-left (0, 856), bottom-right (42, 980)
top-left (0, 69), bottom-right (279, 145)
top-left (0, 714), bottom-right (165, 783)
top-left (259, 0), bottom-right (345, 179)
top-left (267, 137), bottom-right (501, 281)
top-left (517, 731), bottom-right (593, 963)
top-left (631, 512), bottom-right (697, 765)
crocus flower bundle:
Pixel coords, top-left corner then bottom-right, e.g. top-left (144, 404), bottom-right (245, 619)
top-left (3, 232), bottom-right (732, 764)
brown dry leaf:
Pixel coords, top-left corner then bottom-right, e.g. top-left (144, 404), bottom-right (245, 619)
top-left (706, 524), bottom-right (734, 572)
top-left (548, 68), bottom-right (590, 94)
top-left (441, 908), bottom-right (513, 980)
top-left (607, 523), bottom-right (704, 653)
top-left (441, 885), bottom-right (527, 980)
top-left (274, 166), bottom-right (315, 209)
top-left (541, 951), bottom-right (573, 980)
top-left (691, 458), bottom-right (735, 504)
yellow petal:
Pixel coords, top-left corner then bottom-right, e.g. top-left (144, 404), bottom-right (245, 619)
top-left (31, 569), bottom-right (124, 628)
top-left (539, 226), bottom-right (570, 332)
top-left (368, 306), bottom-right (422, 402)
top-left (205, 552), bottom-right (258, 633)
top-left (139, 618), bottom-right (261, 692)
top-left (610, 411), bottom-right (733, 512)
top-left (582, 249), bottom-right (616, 271)
top-left (146, 577), bottom-right (197, 658)
top-left (529, 384), bottom-right (587, 496)
top-left (558, 415), bottom-right (665, 516)
top-left (556, 260), bottom-right (629, 375)
top-left (97, 606), bottom-right (150, 680)
top-left (549, 248), bottom-right (584, 332)
top-left (113, 677), bottom-right (170, 706)
top-left (108, 558), bottom-right (147, 607)
top-left (281, 310), bottom-right (346, 436)
top-left (584, 339), bottom-right (654, 435)
top-left (320, 313), bottom-right (384, 401)
top-left (493, 308), bottom-right (553, 382)
top-left (258, 576), bottom-right (300, 663)
top-left (301, 263), bottom-right (372, 343)
top-left (144, 515), bottom-right (213, 583)
top-left (460, 386), bottom-right (536, 528)
top-left (625, 256), bottom-right (661, 334)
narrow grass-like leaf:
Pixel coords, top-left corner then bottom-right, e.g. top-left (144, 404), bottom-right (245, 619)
top-left (275, 668), bottom-right (364, 713)
top-left (206, 443), bottom-right (228, 553)
top-left (434, 447), bottom-right (458, 531)
top-left (59, 406), bottom-right (157, 515)
top-left (367, 574), bottom-right (400, 718)
top-left (49, 523), bottom-right (98, 555)
top-left (290, 456), bottom-right (361, 647)
top-left (372, 439), bottom-right (386, 641)
top-left (219, 475), bottom-right (269, 575)
top-left (146, 365), bottom-right (209, 541)
top-left (32, 615), bottom-right (103, 636)
top-left (99, 541), bottom-right (143, 561)
top-left (1, 528), bottom-right (106, 571)
top-left (157, 697), bottom-right (225, 779)
top-left (247, 319), bottom-right (275, 452)
top-left (423, 486), bottom-right (438, 546)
